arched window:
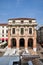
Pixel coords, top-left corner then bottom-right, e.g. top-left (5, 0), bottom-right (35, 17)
top-left (12, 28), bottom-right (15, 34)
top-left (28, 38), bottom-right (33, 48)
top-left (21, 28), bottom-right (24, 35)
top-left (29, 28), bottom-right (32, 34)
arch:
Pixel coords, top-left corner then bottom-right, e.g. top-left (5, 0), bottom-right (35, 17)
top-left (6, 38), bottom-right (8, 43)
top-left (28, 38), bottom-right (33, 48)
top-left (11, 38), bottom-right (16, 47)
top-left (2, 40), bottom-right (4, 42)
top-left (2, 38), bottom-right (4, 42)
top-left (19, 38), bottom-right (25, 47)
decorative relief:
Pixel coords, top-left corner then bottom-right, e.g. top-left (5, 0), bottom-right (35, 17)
top-left (25, 29), bottom-right (28, 31)
top-left (16, 29), bottom-right (19, 31)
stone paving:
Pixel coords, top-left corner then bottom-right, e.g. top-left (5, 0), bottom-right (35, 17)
top-left (28, 49), bottom-right (38, 55)
top-left (0, 47), bottom-right (39, 56)
top-left (32, 59), bottom-right (43, 65)
top-left (37, 44), bottom-right (43, 59)
top-left (0, 44), bottom-right (43, 65)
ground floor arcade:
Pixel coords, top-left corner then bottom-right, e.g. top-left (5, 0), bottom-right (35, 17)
top-left (8, 37), bottom-right (36, 52)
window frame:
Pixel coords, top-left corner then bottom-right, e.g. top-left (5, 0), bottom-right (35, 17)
top-left (2, 30), bottom-right (4, 33)
top-left (29, 28), bottom-right (32, 34)
top-left (6, 30), bottom-right (8, 33)
top-left (21, 28), bottom-right (24, 35)
top-left (12, 28), bottom-right (15, 34)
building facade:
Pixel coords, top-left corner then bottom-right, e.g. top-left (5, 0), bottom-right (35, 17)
top-left (37, 26), bottom-right (43, 47)
top-left (0, 24), bottom-right (8, 42)
top-left (8, 18), bottom-right (37, 51)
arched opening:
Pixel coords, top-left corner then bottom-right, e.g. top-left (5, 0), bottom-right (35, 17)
top-left (2, 38), bottom-right (4, 42)
top-left (6, 38), bottom-right (8, 43)
top-left (6, 39), bottom-right (8, 43)
top-left (19, 38), bottom-right (25, 47)
top-left (28, 38), bottom-right (33, 48)
top-left (2, 40), bottom-right (4, 42)
top-left (11, 38), bottom-right (16, 47)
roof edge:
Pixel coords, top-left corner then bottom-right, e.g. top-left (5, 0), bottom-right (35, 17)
top-left (8, 18), bottom-right (36, 20)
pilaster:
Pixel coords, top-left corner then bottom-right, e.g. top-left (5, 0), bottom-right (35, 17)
top-left (8, 27), bottom-right (11, 48)
top-left (25, 37), bottom-right (28, 49)
top-left (16, 38), bottom-right (19, 49)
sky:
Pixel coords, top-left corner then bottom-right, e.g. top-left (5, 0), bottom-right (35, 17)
top-left (0, 0), bottom-right (43, 26)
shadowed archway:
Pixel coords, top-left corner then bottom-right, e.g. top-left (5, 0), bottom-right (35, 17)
top-left (11, 38), bottom-right (16, 47)
top-left (19, 38), bottom-right (25, 47)
top-left (28, 38), bottom-right (33, 48)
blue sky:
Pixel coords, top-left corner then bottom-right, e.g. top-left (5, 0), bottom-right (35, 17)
top-left (0, 0), bottom-right (43, 25)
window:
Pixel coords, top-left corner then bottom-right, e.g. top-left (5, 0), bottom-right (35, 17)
top-left (21, 28), bottom-right (24, 34)
top-left (6, 30), bottom-right (8, 33)
top-left (21, 21), bottom-right (23, 23)
top-left (29, 28), bottom-right (32, 34)
top-left (13, 20), bottom-right (15, 23)
top-left (2, 30), bottom-right (4, 33)
top-left (12, 28), bottom-right (15, 34)
top-left (29, 20), bottom-right (32, 23)
top-left (2, 34), bottom-right (4, 37)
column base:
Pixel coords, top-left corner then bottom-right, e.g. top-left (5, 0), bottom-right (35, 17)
top-left (16, 48), bottom-right (19, 51)
top-left (16, 48), bottom-right (19, 55)
top-left (8, 45), bottom-right (11, 48)
top-left (7, 47), bottom-right (11, 50)
top-left (33, 48), bottom-right (36, 52)
top-left (25, 48), bottom-right (28, 53)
